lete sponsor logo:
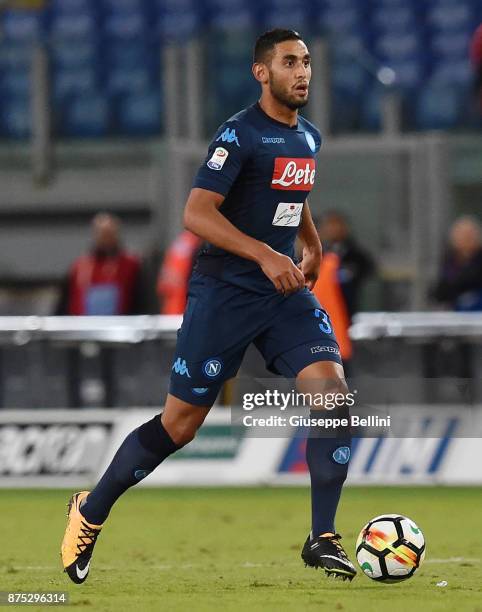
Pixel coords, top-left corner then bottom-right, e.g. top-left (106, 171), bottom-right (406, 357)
top-left (271, 157), bottom-right (316, 191)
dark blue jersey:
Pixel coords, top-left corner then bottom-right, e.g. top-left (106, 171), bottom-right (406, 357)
top-left (193, 102), bottom-right (322, 293)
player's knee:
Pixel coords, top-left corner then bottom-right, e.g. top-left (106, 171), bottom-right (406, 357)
top-left (307, 376), bottom-right (350, 413)
top-left (166, 418), bottom-right (200, 447)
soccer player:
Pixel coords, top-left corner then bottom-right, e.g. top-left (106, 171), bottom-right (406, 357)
top-left (61, 29), bottom-right (357, 583)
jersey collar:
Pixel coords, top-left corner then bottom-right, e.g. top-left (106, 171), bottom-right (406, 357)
top-left (254, 102), bottom-right (299, 131)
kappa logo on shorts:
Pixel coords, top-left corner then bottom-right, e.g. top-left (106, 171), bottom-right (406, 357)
top-left (310, 345), bottom-right (340, 356)
top-left (203, 359), bottom-right (222, 378)
top-left (172, 357), bottom-right (191, 378)
top-left (332, 446), bottom-right (351, 465)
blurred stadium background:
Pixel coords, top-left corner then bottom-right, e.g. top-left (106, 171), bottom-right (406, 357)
top-left (0, 0), bottom-right (481, 493)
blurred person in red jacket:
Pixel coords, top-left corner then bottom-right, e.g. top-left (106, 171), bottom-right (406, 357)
top-left (312, 211), bottom-right (374, 365)
top-left (56, 213), bottom-right (143, 315)
top-left (157, 230), bottom-right (202, 314)
top-left (470, 23), bottom-right (482, 113)
top-left (316, 211), bottom-right (374, 319)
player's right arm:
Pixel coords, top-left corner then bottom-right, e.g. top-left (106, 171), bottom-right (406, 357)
top-left (184, 188), bottom-right (304, 294)
top-left (184, 120), bottom-right (304, 294)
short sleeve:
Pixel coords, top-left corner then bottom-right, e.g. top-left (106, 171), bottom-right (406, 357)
top-left (192, 120), bottom-right (252, 197)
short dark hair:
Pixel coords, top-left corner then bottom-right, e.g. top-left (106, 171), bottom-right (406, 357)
top-left (253, 28), bottom-right (303, 64)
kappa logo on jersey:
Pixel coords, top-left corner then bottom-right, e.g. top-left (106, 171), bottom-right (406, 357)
top-left (271, 158), bottom-right (316, 191)
top-left (172, 357), bottom-right (191, 378)
top-left (216, 127), bottom-right (240, 147)
top-left (207, 147), bottom-right (229, 171)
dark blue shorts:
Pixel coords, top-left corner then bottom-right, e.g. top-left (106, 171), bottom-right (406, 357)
top-left (169, 271), bottom-right (342, 407)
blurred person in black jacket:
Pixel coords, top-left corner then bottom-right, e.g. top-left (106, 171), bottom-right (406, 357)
top-left (317, 211), bottom-right (374, 319)
top-left (433, 216), bottom-right (482, 311)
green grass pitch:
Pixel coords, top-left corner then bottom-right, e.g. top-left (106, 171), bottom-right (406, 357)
top-left (2, 487), bottom-right (482, 611)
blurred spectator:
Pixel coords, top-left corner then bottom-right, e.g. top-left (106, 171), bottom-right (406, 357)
top-left (470, 24), bottom-right (482, 113)
top-left (433, 216), bottom-right (482, 311)
top-left (56, 213), bottom-right (143, 315)
top-left (157, 230), bottom-right (202, 314)
top-left (316, 211), bottom-right (375, 318)
top-left (313, 251), bottom-right (353, 362)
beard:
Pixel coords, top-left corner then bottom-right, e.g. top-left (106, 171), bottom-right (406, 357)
top-left (268, 71), bottom-right (309, 110)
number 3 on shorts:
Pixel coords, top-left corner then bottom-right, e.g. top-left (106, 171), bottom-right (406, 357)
top-left (315, 308), bottom-right (332, 334)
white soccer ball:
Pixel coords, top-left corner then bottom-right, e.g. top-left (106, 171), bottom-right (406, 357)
top-left (355, 514), bottom-right (425, 582)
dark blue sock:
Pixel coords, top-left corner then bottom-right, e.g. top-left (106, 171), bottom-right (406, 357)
top-left (306, 410), bottom-right (351, 537)
top-left (80, 415), bottom-right (180, 524)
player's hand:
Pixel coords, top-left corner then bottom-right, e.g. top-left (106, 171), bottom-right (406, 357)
top-left (258, 247), bottom-right (305, 295)
top-left (298, 246), bottom-right (321, 290)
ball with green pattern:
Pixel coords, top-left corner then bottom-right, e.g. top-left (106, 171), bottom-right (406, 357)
top-left (355, 514), bottom-right (425, 582)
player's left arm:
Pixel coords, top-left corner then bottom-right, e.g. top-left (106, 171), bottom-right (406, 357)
top-left (297, 200), bottom-right (322, 290)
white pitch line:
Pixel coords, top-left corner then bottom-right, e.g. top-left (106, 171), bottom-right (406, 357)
top-left (425, 557), bottom-right (480, 564)
top-left (6, 557), bottom-right (481, 573)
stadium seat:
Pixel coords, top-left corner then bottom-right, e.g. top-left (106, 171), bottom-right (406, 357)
top-left (105, 41), bottom-right (158, 74)
top-left (359, 84), bottom-right (414, 131)
top-left (261, 0), bottom-right (308, 30)
top-left (360, 85), bottom-right (384, 131)
top-left (430, 31), bottom-right (471, 58)
top-left (106, 67), bottom-right (153, 96)
top-left (388, 59), bottom-right (425, 89)
top-left (52, 67), bottom-right (98, 101)
top-left (371, 6), bottom-right (417, 31)
top-left (262, 7), bottom-right (307, 31)
top-left (0, 70), bottom-right (30, 96)
top-left (49, 0), bottom-right (94, 13)
top-left (415, 82), bottom-right (462, 129)
top-left (375, 32), bottom-right (422, 62)
top-left (330, 90), bottom-right (361, 133)
top-left (209, 9), bottom-right (254, 32)
top-left (332, 62), bottom-right (367, 96)
top-left (157, 10), bottom-right (200, 41)
top-left (102, 0), bottom-right (146, 10)
top-left (0, 96), bottom-right (31, 138)
top-left (426, 3), bottom-right (473, 32)
top-left (429, 58), bottom-right (473, 87)
top-left (0, 43), bottom-right (33, 70)
top-left (117, 91), bottom-right (162, 135)
top-left (50, 40), bottom-right (97, 70)
top-left (1, 10), bottom-right (43, 42)
top-left (50, 13), bottom-right (97, 39)
top-left (321, 7), bottom-right (364, 34)
top-left (103, 12), bottom-right (149, 40)
top-left (330, 33), bottom-right (365, 62)
top-left (61, 93), bottom-right (110, 137)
